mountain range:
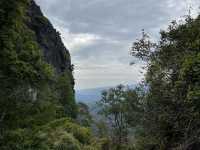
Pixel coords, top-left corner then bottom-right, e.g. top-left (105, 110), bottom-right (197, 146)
top-left (76, 85), bottom-right (136, 104)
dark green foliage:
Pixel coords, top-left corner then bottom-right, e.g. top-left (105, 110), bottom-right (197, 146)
top-left (77, 102), bottom-right (93, 127)
top-left (97, 85), bottom-right (145, 150)
top-left (0, 0), bottom-right (55, 132)
top-left (0, 0), bottom-right (77, 149)
top-left (131, 15), bottom-right (200, 149)
top-left (1, 118), bottom-right (95, 150)
top-left (56, 71), bottom-right (77, 118)
top-left (98, 85), bottom-right (128, 145)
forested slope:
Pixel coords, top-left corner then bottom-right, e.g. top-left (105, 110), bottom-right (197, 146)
top-left (0, 0), bottom-right (99, 149)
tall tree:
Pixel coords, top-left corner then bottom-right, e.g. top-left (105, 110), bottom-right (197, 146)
top-left (131, 15), bottom-right (200, 149)
top-left (98, 85), bottom-right (129, 149)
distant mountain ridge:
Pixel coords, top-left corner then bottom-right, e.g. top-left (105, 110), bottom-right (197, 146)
top-left (76, 85), bottom-right (136, 103)
top-left (76, 87), bottom-right (110, 103)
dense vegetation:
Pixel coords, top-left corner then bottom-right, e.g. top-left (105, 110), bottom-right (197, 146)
top-left (0, 0), bottom-right (199, 149)
top-left (0, 0), bottom-right (91, 149)
top-left (130, 15), bottom-right (200, 149)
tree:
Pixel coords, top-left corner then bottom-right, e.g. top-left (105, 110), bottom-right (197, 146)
top-left (131, 15), bottom-right (200, 149)
top-left (98, 85), bottom-right (129, 149)
top-left (76, 102), bottom-right (93, 127)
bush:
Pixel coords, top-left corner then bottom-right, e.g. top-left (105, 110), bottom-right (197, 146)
top-left (31, 118), bottom-right (93, 149)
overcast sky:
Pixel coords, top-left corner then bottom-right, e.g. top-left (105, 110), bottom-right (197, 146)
top-left (35, 0), bottom-right (199, 90)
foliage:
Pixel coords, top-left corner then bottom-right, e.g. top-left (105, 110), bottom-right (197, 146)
top-left (56, 71), bottom-right (77, 118)
top-left (131, 15), bottom-right (200, 149)
top-left (98, 85), bottom-right (143, 149)
top-left (97, 84), bottom-right (146, 150)
top-left (0, 0), bottom-right (56, 132)
top-left (77, 102), bottom-right (93, 127)
top-left (0, 0), bottom-right (77, 149)
top-left (1, 118), bottom-right (96, 150)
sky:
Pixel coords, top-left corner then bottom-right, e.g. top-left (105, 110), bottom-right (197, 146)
top-left (35, 0), bottom-right (200, 90)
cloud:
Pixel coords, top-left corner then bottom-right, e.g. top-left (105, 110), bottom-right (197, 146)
top-left (35, 0), bottom-right (200, 89)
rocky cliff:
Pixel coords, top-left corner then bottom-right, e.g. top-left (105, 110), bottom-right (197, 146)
top-left (26, 0), bottom-right (73, 75)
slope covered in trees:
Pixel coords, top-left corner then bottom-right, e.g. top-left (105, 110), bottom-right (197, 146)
top-left (0, 0), bottom-right (95, 149)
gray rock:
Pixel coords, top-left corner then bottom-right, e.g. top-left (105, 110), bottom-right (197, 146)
top-left (26, 0), bottom-right (73, 75)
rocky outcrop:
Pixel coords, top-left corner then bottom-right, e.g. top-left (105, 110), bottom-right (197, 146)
top-left (26, 0), bottom-right (73, 74)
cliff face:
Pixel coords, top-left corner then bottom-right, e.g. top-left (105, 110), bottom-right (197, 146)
top-left (26, 0), bottom-right (72, 74)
